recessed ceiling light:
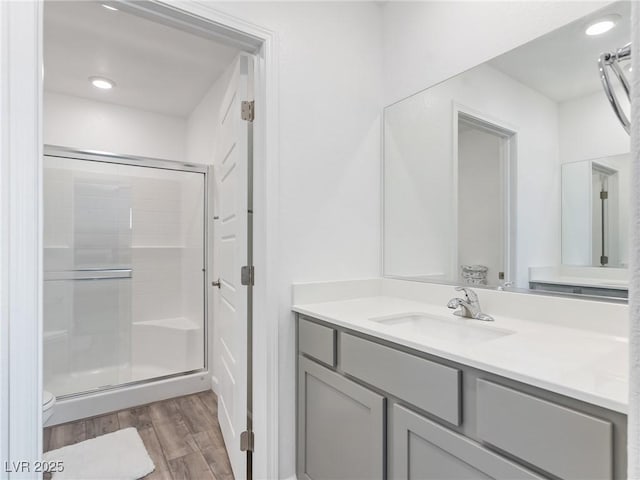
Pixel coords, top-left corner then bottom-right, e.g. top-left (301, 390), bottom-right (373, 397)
top-left (102, 4), bottom-right (118, 11)
top-left (89, 76), bottom-right (115, 90)
top-left (585, 15), bottom-right (620, 36)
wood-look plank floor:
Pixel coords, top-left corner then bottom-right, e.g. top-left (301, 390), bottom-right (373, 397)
top-left (44, 391), bottom-right (233, 480)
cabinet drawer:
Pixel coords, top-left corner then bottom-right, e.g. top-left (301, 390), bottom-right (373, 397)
top-left (477, 379), bottom-right (613, 480)
top-left (341, 333), bottom-right (461, 425)
top-left (298, 318), bottom-right (336, 366)
top-left (391, 404), bottom-right (543, 479)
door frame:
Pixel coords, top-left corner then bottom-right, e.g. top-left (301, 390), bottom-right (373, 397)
top-left (452, 103), bottom-right (518, 285)
top-left (0, 2), bottom-right (281, 479)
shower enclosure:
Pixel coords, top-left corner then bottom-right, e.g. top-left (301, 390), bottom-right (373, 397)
top-left (43, 147), bottom-right (207, 399)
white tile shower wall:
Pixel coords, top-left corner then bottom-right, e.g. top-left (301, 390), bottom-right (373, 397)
top-left (43, 90), bottom-right (187, 160)
top-left (130, 173), bottom-right (184, 331)
top-left (43, 158), bottom-right (206, 392)
top-left (179, 172), bottom-right (206, 371)
top-left (43, 168), bottom-right (73, 253)
top-left (72, 174), bottom-right (132, 268)
top-left (129, 170), bottom-right (205, 374)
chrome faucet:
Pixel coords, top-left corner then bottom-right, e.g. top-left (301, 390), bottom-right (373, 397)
top-left (447, 287), bottom-right (495, 322)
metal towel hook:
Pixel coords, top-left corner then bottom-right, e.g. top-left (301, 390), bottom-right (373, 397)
top-left (599, 42), bottom-right (631, 135)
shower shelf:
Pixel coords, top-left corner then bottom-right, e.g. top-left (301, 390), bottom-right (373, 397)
top-left (44, 329), bottom-right (67, 342)
top-left (133, 317), bottom-right (200, 330)
top-left (130, 245), bottom-right (188, 249)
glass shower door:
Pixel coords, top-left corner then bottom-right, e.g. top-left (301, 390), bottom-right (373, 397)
top-left (43, 154), bottom-right (205, 398)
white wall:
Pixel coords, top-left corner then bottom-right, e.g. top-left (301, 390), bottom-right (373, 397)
top-left (205, 3), bottom-right (384, 478)
top-left (44, 91), bottom-right (187, 160)
top-left (382, 1), bottom-right (610, 105)
top-left (559, 88), bottom-right (630, 165)
top-left (600, 154), bottom-right (630, 267)
top-left (384, 63), bottom-right (560, 288)
top-left (562, 160), bottom-right (593, 265)
top-left (186, 62), bottom-right (234, 166)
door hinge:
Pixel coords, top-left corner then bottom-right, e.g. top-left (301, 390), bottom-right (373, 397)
top-left (241, 100), bottom-right (255, 122)
top-left (240, 430), bottom-right (254, 452)
top-left (241, 265), bottom-right (254, 286)
top-left (600, 190), bottom-right (609, 200)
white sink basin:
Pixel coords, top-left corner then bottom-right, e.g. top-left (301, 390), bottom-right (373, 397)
top-left (369, 313), bottom-right (514, 345)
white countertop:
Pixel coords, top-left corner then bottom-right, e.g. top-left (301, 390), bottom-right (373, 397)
top-left (293, 295), bottom-right (628, 414)
top-left (529, 266), bottom-right (629, 290)
top-left (529, 275), bottom-right (628, 290)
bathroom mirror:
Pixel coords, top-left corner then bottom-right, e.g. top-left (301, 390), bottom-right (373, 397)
top-left (562, 154), bottom-right (630, 269)
top-left (383, 1), bottom-right (631, 300)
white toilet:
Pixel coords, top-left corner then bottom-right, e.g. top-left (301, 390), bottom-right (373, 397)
top-left (43, 390), bottom-right (56, 424)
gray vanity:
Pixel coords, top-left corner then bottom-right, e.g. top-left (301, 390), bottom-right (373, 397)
top-left (296, 315), bottom-right (627, 480)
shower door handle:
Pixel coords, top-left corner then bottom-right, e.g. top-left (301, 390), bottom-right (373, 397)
top-left (44, 268), bottom-right (132, 281)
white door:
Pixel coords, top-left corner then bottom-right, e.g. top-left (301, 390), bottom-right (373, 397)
top-left (215, 54), bottom-right (254, 480)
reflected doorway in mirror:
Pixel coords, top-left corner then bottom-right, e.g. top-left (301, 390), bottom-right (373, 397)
top-left (453, 107), bottom-right (517, 288)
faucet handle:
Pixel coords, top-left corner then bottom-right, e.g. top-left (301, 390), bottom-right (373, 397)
top-left (455, 286), bottom-right (478, 303)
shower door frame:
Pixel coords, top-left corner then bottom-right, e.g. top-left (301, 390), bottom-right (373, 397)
top-left (43, 144), bottom-right (210, 398)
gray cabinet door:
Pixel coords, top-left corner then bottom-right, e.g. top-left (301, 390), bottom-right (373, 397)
top-left (391, 404), bottom-right (544, 480)
top-left (476, 379), bottom-right (613, 480)
top-left (298, 356), bottom-right (385, 480)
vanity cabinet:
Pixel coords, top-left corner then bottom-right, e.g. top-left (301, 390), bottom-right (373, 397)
top-left (341, 333), bottom-right (461, 426)
top-left (391, 404), bottom-right (543, 479)
top-left (296, 316), bottom-right (627, 480)
top-left (476, 380), bottom-right (613, 479)
top-left (297, 355), bottom-right (385, 480)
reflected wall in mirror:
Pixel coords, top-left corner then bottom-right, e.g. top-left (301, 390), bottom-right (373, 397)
top-left (562, 154), bottom-right (630, 268)
top-left (383, 1), bottom-right (630, 299)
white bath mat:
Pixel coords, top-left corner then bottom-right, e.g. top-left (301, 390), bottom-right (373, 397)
top-left (44, 427), bottom-right (155, 480)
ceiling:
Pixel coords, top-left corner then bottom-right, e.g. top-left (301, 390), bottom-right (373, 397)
top-left (44, 1), bottom-right (240, 117)
top-left (488, 1), bottom-right (631, 103)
